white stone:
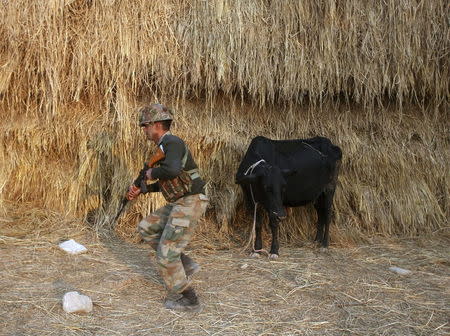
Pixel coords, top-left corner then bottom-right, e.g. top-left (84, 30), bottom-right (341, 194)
top-left (240, 263), bottom-right (249, 269)
top-left (59, 239), bottom-right (87, 255)
top-left (389, 266), bottom-right (411, 275)
top-left (62, 291), bottom-right (93, 313)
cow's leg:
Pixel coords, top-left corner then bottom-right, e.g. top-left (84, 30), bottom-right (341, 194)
top-left (314, 194), bottom-right (326, 244)
top-left (268, 215), bottom-right (280, 259)
top-left (314, 190), bottom-right (334, 248)
top-left (323, 187), bottom-right (337, 248)
top-left (250, 210), bottom-right (264, 258)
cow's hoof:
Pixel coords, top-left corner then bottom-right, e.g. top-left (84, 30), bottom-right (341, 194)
top-left (319, 247), bottom-right (329, 253)
top-left (268, 254), bottom-right (279, 260)
top-left (250, 252), bottom-right (261, 258)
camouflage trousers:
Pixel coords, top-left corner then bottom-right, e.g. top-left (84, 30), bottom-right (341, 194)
top-left (137, 193), bottom-right (209, 294)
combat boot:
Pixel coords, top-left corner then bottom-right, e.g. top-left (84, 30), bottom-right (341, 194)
top-left (181, 253), bottom-right (200, 277)
top-left (164, 287), bottom-right (202, 312)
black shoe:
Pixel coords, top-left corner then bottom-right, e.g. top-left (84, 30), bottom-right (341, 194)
top-left (164, 287), bottom-right (202, 312)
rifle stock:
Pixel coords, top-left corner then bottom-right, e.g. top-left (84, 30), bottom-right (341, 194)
top-left (147, 147), bottom-right (165, 168)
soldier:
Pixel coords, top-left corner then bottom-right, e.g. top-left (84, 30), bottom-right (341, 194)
top-left (127, 103), bottom-right (209, 312)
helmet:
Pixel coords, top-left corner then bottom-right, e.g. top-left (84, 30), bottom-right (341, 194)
top-left (138, 103), bottom-right (173, 126)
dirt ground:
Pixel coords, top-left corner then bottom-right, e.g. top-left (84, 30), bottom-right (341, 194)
top-left (1, 219), bottom-right (449, 336)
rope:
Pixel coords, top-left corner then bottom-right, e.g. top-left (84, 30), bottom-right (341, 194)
top-left (301, 141), bottom-right (327, 157)
top-left (241, 159), bottom-right (269, 256)
top-left (244, 159), bottom-right (266, 175)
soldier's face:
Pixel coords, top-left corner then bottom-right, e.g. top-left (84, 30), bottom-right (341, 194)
top-left (141, 123), bottom-right (154, 140)
top-left (142, 122), bottom-right (163, 142)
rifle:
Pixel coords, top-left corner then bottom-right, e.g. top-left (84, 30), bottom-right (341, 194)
top-left (111, 148), bottom-right (166, 225)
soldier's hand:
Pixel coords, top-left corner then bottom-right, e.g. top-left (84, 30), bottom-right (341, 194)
top-left (126, 185), bottom-right (141, 200)
top-left (145, 168), bottom-right (153, 180)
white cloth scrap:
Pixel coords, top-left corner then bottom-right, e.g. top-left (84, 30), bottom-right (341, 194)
top-left (58, 239), bottom-right (87, 255)
top-left (389, 266), bottom-right (411, 275)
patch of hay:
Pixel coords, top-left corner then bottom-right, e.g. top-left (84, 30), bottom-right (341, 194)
top-left (0, 1), bottom-right (448, 242)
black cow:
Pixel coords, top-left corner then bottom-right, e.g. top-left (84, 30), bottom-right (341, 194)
top-left (236, 136), bottom-right (342, 259)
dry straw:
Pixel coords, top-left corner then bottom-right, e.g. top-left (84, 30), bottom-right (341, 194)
top-left (0, 0), bottom-right (448, 244)
top-left (1, 209), bottom-right (449, 335)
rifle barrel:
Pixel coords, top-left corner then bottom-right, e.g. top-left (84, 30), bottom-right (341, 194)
top-left (112, 198), bottom-right (128, 224)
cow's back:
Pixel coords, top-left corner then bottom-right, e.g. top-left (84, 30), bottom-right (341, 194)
top-left (237, 136), bottom-right (341, 169)
top-left (272, 136), bottom-right (341, 161)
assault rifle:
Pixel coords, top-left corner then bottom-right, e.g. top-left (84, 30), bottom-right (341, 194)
top-left (111, 148), bottom-right (165, 225)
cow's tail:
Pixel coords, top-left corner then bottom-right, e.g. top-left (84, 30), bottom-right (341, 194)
top-left (329, 146), bottom-right (342, 188)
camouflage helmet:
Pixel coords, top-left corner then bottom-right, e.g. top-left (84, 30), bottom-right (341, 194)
top-left (138, 103), bottom-right (173, 126)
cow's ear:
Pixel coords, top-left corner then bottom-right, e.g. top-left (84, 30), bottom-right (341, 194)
top-left (281, 169), bottom-right (296, 177)
top-left (236, 174), bottom-right (259, 185)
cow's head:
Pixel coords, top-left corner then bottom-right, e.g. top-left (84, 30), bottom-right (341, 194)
top-left (237, 164), bottom-right (295, 220)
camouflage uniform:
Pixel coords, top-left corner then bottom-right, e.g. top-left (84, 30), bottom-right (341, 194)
top-left (138, 193), bottom-right (208, 293)
top-left (136, 104), bottom-right (208, 295)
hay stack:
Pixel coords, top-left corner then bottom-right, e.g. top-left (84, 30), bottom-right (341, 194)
top-left (0, 0), bottom-right (448, 243)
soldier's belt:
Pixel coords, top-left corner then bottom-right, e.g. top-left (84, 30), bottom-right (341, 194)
top-left (159, 170), bottom-right (197, 203)
top-left (158, 167), bottom-right (201, 203)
